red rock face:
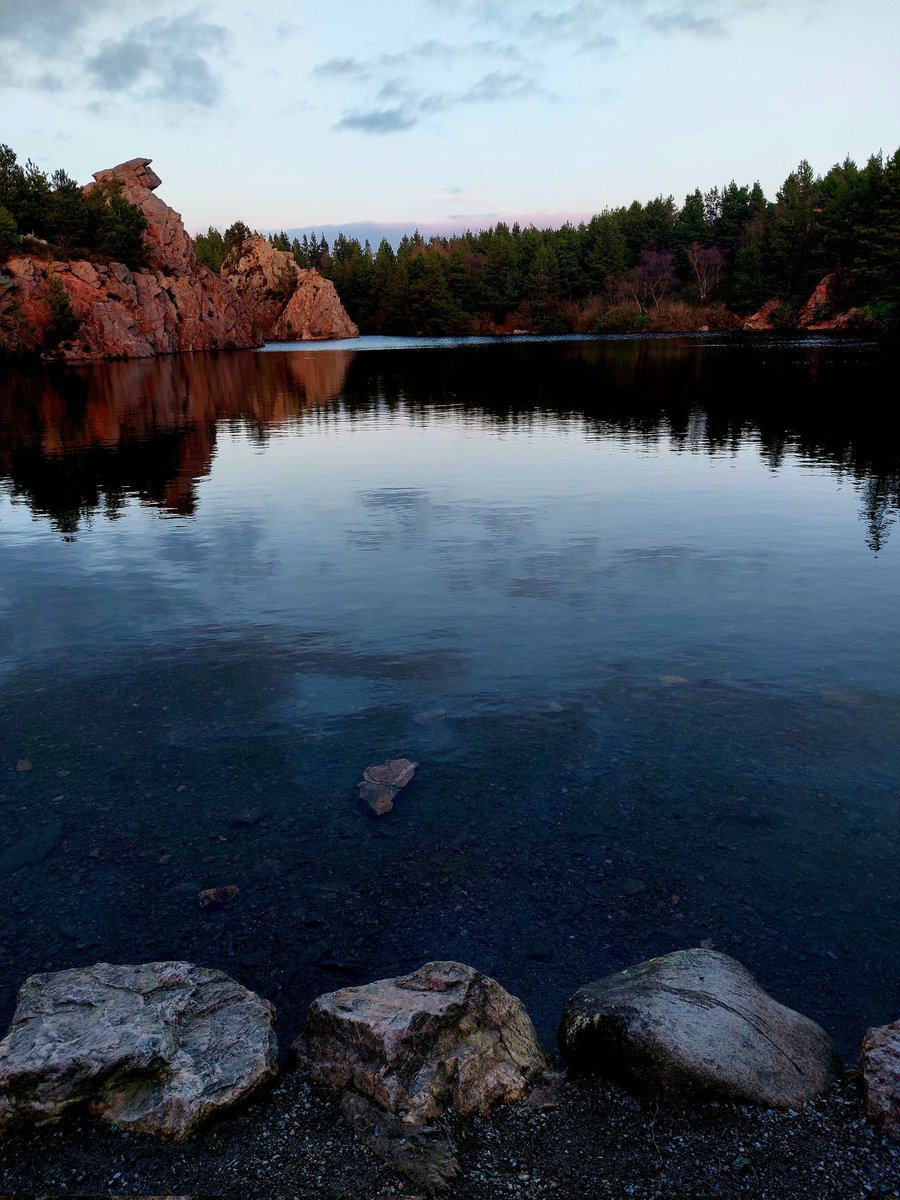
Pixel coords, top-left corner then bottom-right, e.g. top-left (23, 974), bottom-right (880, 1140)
top-left (0, 157), bottom-right (259, 362)
top-left (797, 273), bottom-right (837, 327)
top-left (222, 235), bottom-right (358, 342)
top-left (742, 298), bottom-right (781, 331)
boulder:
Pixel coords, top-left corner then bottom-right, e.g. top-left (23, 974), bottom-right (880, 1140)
top-left (743, 298), bottom-right (781, 331)
top-left (358, 757), bottom-right (417, 815)
top-left (296, 960), bottom-right (549, 1124)
top-left (1, 158), bottom-right (258, 361)
top-left (0, 961), bottom-right (277, 1139)
top-left (558, 948), bottom-right (840, 1108)
top-left (861, 1018), bottom-right (900, 1137)
top-left (222, 235), bottom-right (358, 342)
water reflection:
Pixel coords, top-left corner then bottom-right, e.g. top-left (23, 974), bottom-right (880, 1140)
top-left (0, 337), bottom-right (895, 550)
top-left (1, 336), bottom-right (899, 1062)
top-left (0, 350), bottom-right (355, 531)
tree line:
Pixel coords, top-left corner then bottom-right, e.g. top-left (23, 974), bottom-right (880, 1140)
top-left (195, 148), bottom-right (899, 335)
top-left (0, 145), bottom-right (148, 270)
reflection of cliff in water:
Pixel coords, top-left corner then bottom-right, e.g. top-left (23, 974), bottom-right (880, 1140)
top-left (0, 350), bottom-right (355, 533)
top-left (0, 337), bottom-right (895, 548)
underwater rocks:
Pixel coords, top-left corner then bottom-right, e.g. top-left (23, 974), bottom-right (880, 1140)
top-left (0, 961), bottom-right (277, 1140)
top-left (358, 757), bottom-right (418, 815)
top-left (198, 884), bottom-right (240, 909)
top-left (558, 948), bottom-right (841, 1108)
top-left (862, 1018), bottom-right (900, 1138)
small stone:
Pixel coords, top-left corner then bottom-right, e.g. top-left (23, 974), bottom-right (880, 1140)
top-left (622, 878), bottom-right (646, 896)
top-left (199, 885), bottom-right (240, 908)
top-left (364, 758), bottom-right (417, 790)
top-left (359, 758), bottom-right (417, 815)
top-left (15, 760), bottom-right (32, 773)
top-left (359, 780), bottom-right (396, 815)
top-left (660, 675), bottom-right (689, 686)
top-left (230, 807), bottom-right (267, 828)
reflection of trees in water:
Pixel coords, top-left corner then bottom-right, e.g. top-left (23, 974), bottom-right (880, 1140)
top-left (0, 338), bottom-right (894, 549)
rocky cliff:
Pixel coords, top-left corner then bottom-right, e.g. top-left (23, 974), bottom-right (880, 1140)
top-left (0, 159), bottom-right (258, 362)
top-left (222, 235), bottom-right (358, 342)
top-left (0, 159), bottom-right (359, 362)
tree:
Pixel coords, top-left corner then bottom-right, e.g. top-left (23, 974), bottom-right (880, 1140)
top-left (224, 220), bottom-right (252, 253)
top-left (686, 243), bottom-right (726, 300)
top-left (194, 226), bottom-right (226, 272)
top-left (625, 248), bottom-right (676, 311)
top-left (0, 204), bottom-right (20, 260)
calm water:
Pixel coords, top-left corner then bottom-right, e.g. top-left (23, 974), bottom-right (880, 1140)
top-left (0, 335), bottom-right (898, 1059)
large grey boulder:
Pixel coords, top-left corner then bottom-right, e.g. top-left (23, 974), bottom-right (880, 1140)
top-left (861, 1018), bottom-right (900, 1137)
top-left (0, 962), bottom-right (278, 1140)
top-left (296, 960), bottom-right (549, 1123)
top-left (558, 948), bottom-right (840, 1108)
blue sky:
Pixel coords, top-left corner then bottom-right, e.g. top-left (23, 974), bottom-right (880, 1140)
top-left (2, 0), bottom-right (898, 240)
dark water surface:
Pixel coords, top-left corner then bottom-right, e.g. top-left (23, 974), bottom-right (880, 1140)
top-left (1, 335), bottom-right (898, 1059)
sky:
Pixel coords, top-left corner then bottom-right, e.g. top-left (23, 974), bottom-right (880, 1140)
top-left (2, 0), bottom-right (899, 242)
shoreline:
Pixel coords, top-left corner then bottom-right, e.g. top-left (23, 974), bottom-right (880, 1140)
top-left (2, 1067), bottom-right (897, 1198)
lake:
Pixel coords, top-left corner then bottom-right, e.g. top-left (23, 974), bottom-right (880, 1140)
top-left (0, 334), bottom-right (897, 1059)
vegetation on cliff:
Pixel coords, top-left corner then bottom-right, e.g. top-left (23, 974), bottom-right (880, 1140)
top-left (195, 148), bottom-right (900, 336)
top-left (0, 145), bottom-right (147, 269)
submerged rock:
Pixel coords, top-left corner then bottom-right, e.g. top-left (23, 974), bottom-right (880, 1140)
top-left (0, 961), bottom-right (277, 1140)
top-left (358, 757), bottom-right (418, 815)
top-left (296, 960), bottom-right (549, 1124)
top-left (861, 1018), bottom-right (900, 1137)
top-left (558, 948), bottom-right (840, 1108)
top-left (198, 884), bottom-right (240, 908)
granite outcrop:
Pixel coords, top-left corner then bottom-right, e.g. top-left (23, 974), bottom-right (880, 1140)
top-left (0, 158), bottom-right (358, 362)
top-left (221, 234), bottom-right (358, 342)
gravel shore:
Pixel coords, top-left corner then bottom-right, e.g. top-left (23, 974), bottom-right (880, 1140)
top-left (1, 1070), bottom-right (898, 1198)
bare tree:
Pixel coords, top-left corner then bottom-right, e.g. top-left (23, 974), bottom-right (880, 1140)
top-left (686, 243), bottom-right (726, 300)
top-left (620, 249), bottom-right (676, 312)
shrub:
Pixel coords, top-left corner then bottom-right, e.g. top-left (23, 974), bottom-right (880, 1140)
top-left (0, 203), bottom-right (20, 260)
top-left (44, 274), bottom-right (80, 349)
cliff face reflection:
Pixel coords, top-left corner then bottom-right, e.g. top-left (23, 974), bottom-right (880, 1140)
top-left (0, 350), bottom-right (355, 530)
top-left (0, 337), bottom-right (895, 549)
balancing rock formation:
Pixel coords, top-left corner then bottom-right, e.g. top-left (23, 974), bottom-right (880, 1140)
top-left (0, 158), bottom-right (357, 361)
top-left (0, 961), bottom-right (278, 1140)
top-left (559, 948), bottom-right (841, 1108)
top-left (221, 234), bottom-right (359, 342)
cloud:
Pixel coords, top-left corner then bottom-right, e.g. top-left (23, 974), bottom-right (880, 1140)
top-left (578, 32), bottom-right (618, 52)
top-left (85, 14), bottom-right (229, 107)
top-left (314, 56), bottom-right (371, 80)
top-left (644, 7), bottom-right (727, 36)
top-left (334, 67), bottom-right (545, 134)
top-left (0, 0), bottom-right (114, 53)
top-left (335, 108), bottom-right (418, 134)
